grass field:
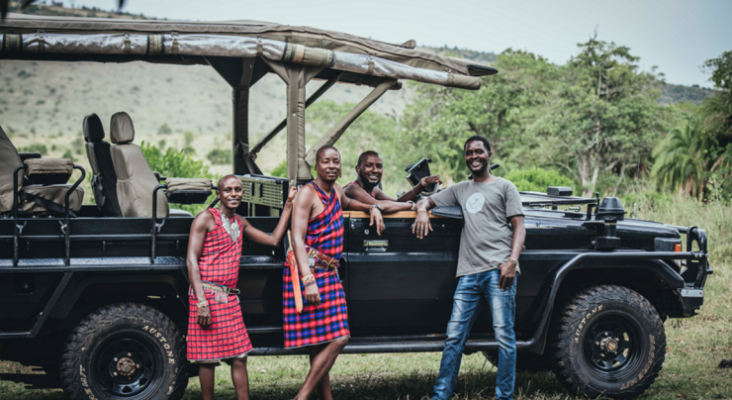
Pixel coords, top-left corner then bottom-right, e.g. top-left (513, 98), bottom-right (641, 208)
top-left (1, 196), bottom-right (730, 399)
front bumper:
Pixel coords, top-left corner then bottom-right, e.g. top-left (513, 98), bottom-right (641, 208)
top-left (675, 287), bottom-right (704, 317)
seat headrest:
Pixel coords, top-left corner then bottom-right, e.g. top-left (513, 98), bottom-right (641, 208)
top-left (83, 113), bottom-right (105, 142)
top-left (110, 112), bottom-right (135, 144)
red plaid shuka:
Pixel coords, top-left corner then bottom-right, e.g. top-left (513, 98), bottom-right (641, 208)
top-left (187, 208), bottom-right (252, 361)
top-left (283, 182), bottom-right (349, 348)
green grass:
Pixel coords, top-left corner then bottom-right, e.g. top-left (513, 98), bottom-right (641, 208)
top-left (2, 196), bottom-right (731, 399)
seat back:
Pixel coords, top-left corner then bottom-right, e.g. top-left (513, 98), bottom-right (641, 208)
top-left (83, 113), bottom-right (122, 216)
top-left (109, 112), bottom-right (168, 218)
top-left (0, 125), bottom-right (23, 213)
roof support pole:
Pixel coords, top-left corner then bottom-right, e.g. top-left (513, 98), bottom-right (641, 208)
top-left (250, 72), bottom-right (342, 160)
top-left (286, 64), bottom-right (306, 182)
top-left (206, 56), bottom-right (268, 175)
top-left (304, 78), bottom-right (398, 166)
top-left (263, 59), bottom-right (326, 183)
top-left (232, 58), bottom-right (260, 175)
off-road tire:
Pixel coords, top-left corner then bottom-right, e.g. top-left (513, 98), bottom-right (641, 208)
top-left (550, 285), bottom-right (666, 399)
top-left (482, 350), bottom-right (552, 372)
top-left (60, 303), bottom-right (188, 400)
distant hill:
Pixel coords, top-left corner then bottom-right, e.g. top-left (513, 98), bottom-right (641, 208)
top-left (659, 83), bottom-right (714, 105)
top-left (7, 0), bottom-right (151, 19)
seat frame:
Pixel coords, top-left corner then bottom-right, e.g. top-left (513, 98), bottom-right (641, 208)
top-left (11, 163), bottom-right (86, 267)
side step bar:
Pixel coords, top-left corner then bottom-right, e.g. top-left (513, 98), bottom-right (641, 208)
top-left (250, 338), bottom-right (533, 356)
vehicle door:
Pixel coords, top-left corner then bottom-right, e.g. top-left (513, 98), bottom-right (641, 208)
top-left (343, 211), bottom-right (493, 336)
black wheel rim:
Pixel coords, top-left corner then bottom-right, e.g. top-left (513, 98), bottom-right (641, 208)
top-left (89, 330), bottom-right (164, 399)
top-left (582, 312), bottom-right (645, 379)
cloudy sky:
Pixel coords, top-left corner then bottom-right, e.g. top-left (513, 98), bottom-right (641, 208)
top-left (61, 0), bottom-right (731, 88)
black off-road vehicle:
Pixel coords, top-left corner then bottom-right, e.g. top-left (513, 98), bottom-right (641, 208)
top-left (0, 14), bottom-right (711, 400)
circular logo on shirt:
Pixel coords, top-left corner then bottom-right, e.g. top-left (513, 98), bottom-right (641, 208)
top-left (465, 193), bottom-right (485, 214)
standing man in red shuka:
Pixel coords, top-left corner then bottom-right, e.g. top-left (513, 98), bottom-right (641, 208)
top-left (285, 145), bottom-right (385, 400)
top-left (187, 175), bottom-right (296, 400)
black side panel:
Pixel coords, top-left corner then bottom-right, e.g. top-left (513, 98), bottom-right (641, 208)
top-left (344, 217), bottom-right (488, 336)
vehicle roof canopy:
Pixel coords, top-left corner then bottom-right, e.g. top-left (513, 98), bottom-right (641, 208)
top-left (1, 13), bottom-right (498, 181)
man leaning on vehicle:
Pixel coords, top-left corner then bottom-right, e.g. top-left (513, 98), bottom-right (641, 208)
top-left (413, 135), bottom-right (526, 400)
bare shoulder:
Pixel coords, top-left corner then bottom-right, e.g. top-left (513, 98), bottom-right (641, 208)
top-left (343, 182), bottom-right (355, 197)
top-left (294, 184), bottom-right (317, 207)
top-left (333, 183), bottom-right (344, 196)
top-left (192, 208), bottom-right (215, 232)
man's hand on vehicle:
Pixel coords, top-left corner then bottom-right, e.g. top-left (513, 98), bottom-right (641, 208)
top-left (285, 186), bottom-right (298, 205)
top-left (498, 262), bottom-right (516, 291)
top-left (412, 210), bottom-right (432, 239)
top-left (421, 175), bottom-right (442, 187)
top-left (197, 304), bottom-right (212, 327)
top-left (369, 207), bottom-right (384, 235)
top-left (304, 284), bottom-right (321, 306)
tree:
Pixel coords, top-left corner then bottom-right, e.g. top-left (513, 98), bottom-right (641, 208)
top-left (652, 118), bottom-right (712, 197)
top-left (400, 49), bottom-right (558, 183)
top-left (536, 37), bottom-right (667, 196)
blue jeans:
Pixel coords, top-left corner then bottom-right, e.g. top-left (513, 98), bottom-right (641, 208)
top-left (432, 268), bottom-right (517, 400)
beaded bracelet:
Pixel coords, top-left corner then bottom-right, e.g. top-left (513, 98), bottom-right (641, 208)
top-left (197, 300), bottom-right (209, 308)
top-left (302, 275), bottom-right (315, 285)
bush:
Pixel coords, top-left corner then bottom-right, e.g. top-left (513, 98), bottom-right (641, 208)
top-left (504, 167), bottom-right (575, 193)
top-left (19, 143), bottom-right (48, 155)
top-left (181, 146), bottom-right (196, 156)
top-left (183, 130), bottom-right (195, 147)
top-left (158, 123), bottom-right (172, 135)
top-left (141, 142), bottom-right (219, 214)
top-left (62, 149), bottom-right (76, 162)
top-left (271, 160), bottom-right (287, 178)
top-left (207, 149), bottom-right (232, 165)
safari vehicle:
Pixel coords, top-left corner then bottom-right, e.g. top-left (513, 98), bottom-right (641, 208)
top-left (0, 13), bottom-right (711, 400)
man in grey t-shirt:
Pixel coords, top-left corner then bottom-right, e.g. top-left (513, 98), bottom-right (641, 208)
top-left (413, 136), bottom-right (526, 400)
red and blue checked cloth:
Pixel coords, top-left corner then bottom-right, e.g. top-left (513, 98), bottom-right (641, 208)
top-left (187, 208), bottom-right (252, 361)
top-left (283, 182), bottom-right (349, 348)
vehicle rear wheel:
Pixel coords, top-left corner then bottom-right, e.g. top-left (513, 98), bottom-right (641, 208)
top-left (482, 350), bottom-right (552, 372)
top-left (60, 303), bottom-right (188, 400)
top-left (550, 285), bottom-right (665, 399)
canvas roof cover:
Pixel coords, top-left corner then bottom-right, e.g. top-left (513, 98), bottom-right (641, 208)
top-left (0, 13), bottom-right (496, 79)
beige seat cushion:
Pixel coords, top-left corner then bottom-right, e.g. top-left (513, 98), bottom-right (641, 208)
top-left (20, 184), bottom-right (84, 213)
top-left (109, 112), bottom-right (168, 218)
top-left (110, 144), bottom-right (168, 218)
top-left (0, 125), bottom-right (24, 213)
top-left (166, 178), bottom-right (213, 192)
top-left (24, 158), bottom-right (74, 185)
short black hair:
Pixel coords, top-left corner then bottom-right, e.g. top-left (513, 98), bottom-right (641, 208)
top-left (463, 135), bottom-right (491, 153)
top-left (316, 145), bottom-right (340, 163)
top-left (357, 150), bottom-right (380, 167)
top-left (217, 174), bottom-right (241, 191)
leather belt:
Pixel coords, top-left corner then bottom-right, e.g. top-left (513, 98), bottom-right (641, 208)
top-left (307, 248), bottom-right (340, 269)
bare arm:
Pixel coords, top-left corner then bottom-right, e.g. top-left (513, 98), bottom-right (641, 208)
top-left (338, 185), bottom-right (385, 235)
top-left (345, 185), bottom-right (411, 214)
top-left (397, 175), bottom-right (443, 202)
top-left (186, 211), bottom-right (214, 327)
top-left (498, 215), bottom-right (526, 291)
top-left (412, 197), bottom-right (436, 239)
top-left (291, 185), bottom-right (321, 305)
top-left (241, 187), bottom-right (297, 247)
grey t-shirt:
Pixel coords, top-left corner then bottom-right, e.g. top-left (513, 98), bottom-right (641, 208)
top-left (431, 177), bottom-right (524, 277)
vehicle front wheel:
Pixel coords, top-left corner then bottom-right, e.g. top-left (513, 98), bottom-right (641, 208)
top-left (550, 285), bottom-right (666, 399)
top-left (60, 303), bottom-right (188, 400)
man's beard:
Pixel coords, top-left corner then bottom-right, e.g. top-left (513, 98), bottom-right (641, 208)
top-left (467, 160), bottom-right (488, 175)
top-left (358, 171), bottom-right (380, 192)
